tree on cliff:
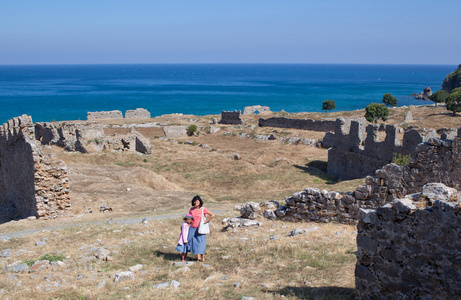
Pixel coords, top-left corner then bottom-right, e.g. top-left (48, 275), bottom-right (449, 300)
top-left (322, 99), bottom-right (336, 113)
top-left (445, 91), bottom-right (461, 115)
top-left (382, 93), bottom-right (398, 107)
top-left (365, 103), bottom-right (389, 123)
top-left (428, 90), bottom-right (449, 107)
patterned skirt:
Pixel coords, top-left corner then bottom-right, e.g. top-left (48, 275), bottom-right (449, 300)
top-left (188, 227), bottom-right (207, 254)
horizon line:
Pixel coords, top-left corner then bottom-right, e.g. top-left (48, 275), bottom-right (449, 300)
top-left (0, 62), bottom-right (457, 67)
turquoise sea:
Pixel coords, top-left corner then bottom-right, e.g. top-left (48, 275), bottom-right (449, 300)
top-left (0, 64), bottom-right (456, 124)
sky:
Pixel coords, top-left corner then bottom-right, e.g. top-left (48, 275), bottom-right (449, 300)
top-left (1, 0), bottom-right (460, 65)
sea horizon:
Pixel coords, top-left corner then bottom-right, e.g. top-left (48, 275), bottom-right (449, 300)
top-left (0, 63), bottom-right (457, 124)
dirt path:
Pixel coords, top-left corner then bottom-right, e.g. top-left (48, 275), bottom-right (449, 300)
top-left (0, 209), bottom-right (229, 240)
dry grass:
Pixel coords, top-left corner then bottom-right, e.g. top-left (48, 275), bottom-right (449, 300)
top-left (0, 215), bottom-right (357, 300)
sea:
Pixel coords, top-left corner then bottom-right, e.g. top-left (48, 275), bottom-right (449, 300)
top-left (0, 64), bottom-right (456, 124)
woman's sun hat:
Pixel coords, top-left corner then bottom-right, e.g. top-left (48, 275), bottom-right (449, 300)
top-left (184, 214), bottom-right (194, 220)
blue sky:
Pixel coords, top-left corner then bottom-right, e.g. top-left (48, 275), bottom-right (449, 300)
top-left (1, 0), bottom-right (459, 65)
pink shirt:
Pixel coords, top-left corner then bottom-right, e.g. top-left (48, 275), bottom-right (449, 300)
top-left (189, 207), bottom-right (210, 228)
top-left (177, 222), bottom-right (189, 245)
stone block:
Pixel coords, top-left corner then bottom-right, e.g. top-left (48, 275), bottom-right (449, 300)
top-left (125, 108), bottom-right (151, 119)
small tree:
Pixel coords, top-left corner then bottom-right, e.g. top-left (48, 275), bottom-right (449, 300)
top-left (187, 124), bottom-right (198, 136)
top-left (365, 103), bottom-right (389, 123)
top-left (382, 93), bottom-right (398, 107)
top-left (322, 99), bottom-right (336, 113)
top-left (428, 90), bottom-right (449, 107)
top-left (445, 91), bottom-right (461, 115)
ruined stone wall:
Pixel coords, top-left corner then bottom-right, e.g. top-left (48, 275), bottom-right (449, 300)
top-left (87, 110), bottom-right (123, 120)
top-left (242, 105), bottom-right (271, 115)
top-left (259, 117), bottom-right (335, 132)
top-left (356, 184), bottom-right (461, 299)
top-left (0, 115), bottom-right (70, 221)
top-left (125, 108), bottom-right (151, 119)
top-left (324, 118), bottom-right (443, 180)
top-left (219, 111), bottom-right (242, 125)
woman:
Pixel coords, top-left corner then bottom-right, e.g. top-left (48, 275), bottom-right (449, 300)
top-left (188, 195), bottom-right (215, 262)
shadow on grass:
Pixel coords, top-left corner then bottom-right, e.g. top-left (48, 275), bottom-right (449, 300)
top-left (154, 250), bottom-right (182, 261)
top-left (427, 112), bottom-right (461, 117)
top-left (266, 286), bottom-right (355, 300)
top-left (293, 161), bottom-right (338, 185)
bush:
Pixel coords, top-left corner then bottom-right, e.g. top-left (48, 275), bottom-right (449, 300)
top-left (187, 124), bottom-right (198, 136)
top-left (429, 90), bottom-right (449, 106)
top-left (382, 93), bottom-right (398, 107)
top-left (322, 99), bottom-right (336, 112)
top-left (365, 103), bottom-right (389, 123)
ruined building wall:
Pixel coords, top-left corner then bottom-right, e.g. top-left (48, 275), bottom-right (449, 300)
top-left (355, 189), bottom-right (461, 299)
top-left (219, 110), bottom-right (242, 125)
top-left (258, 117), bottom-right (335, 132)
top-left (263, 135), bottom-right (461, 225)
top-left (0, 115), bottom-right (70, 221)
top-left (323, 118), bottom-right (445, 180)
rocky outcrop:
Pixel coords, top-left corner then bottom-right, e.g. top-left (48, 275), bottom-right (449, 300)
top-left (442, 64), bottom-right (461, 93)
top-left (412, 86), bottom-right (432, 100)
top-left (356, 183), bottom-right (461, 299)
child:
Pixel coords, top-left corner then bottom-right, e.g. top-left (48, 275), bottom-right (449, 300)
top-left (176, 214), bottom-right (193, 262)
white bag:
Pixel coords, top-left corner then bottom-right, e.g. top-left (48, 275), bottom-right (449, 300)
top-left (198, 207), bottom-right (210, 234)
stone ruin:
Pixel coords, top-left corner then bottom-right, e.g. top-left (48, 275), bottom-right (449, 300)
top-left (87, 108), bottom-right (152, 120)
top-left (234, 132), bottom-right (461, 298)
top-left (0, 115), bottom-right (71, 221)
top-left (87, 110), bottom-right (123, 120)
top-left (242, 105), bottom-right (271, 115)
top-left (35, 121), bottom-right (152, 155)
top-left (355, 183), bottom-right (461, 299)
top-left (259, 117), bottom-right (335, 132)
top-left (218, 110), bottom-right (242, 125)
top-left (322, 118), bottom-right (458, 180)
top-left (125, 108), bottom-right (151, 119)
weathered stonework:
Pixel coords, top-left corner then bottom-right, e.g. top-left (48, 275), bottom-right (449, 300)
top-left (125, 108), bottom-right (151, 119)
top-left (0, 115), bottom-right (70, 221)
top-left (87, 110), bottom-right (123, 120)
top-left (36, 122), bottom-right (151, 155)
top-left (323, 118), bottom-right (441, 180)
top-left (259, 117), bottom-right (335, 132)
top-left (242, 105), bottom-right (271, 115)
top-left (163, 126), bottom-right (188, 138)
top-left (356, 183), bottom-right (461, 299)
top-left (219, 111), bottom-right (242, 125)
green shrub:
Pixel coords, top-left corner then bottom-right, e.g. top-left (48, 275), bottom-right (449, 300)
top-left (392, 153), bottom-right (410, 166)
top-left (188, 124), bottom-right (198, 136)
top-left (39, 253), bottom-right (66, 262)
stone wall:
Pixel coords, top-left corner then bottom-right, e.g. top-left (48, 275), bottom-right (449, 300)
top-left (356, 183), bottom-right (461, 299)
top-left (87, 110), bottom-right (123, 120)
top-left (0, 115), bottom-right (70, 221)
top-left (259, 117), bottom-right (335, 132)
top-left (323, 118), bottom-right (447, 180)
top-left (242, 105), bottom-right (271, 115)
top-left (125, 108), bottom-right (151, 119)
top-left (219, 111), bottom-right (242, 125)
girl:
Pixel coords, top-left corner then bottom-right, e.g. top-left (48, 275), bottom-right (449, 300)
top-left (176, 214), bottom-right (193, 262)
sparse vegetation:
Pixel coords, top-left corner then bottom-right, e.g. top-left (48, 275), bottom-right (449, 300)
top-left (392, 153), bottom-right (411, 166)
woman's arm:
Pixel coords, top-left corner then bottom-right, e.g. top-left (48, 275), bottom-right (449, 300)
top-left (205, 210), bottom-right (215, 223)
